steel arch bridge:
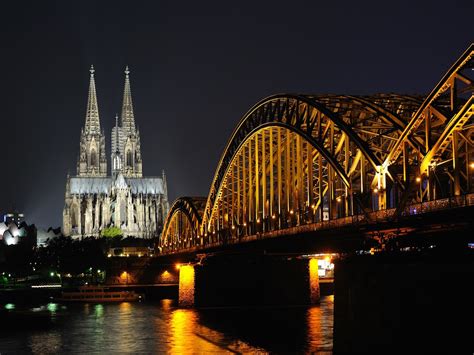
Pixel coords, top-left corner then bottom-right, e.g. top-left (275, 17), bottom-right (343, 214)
top-left (160, 44), bottom-right (474, 254)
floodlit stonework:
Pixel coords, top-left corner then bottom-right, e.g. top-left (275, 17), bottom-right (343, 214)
top-left (63, 66), bottom-right (169, 238)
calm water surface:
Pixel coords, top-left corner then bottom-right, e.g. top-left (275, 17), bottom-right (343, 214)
top-left (0, 296), bottom-right (333, 353)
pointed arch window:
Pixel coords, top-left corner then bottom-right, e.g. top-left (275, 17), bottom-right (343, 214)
top-left (114, 154), bottom-right (122, 171)
top-left (126, 150), bottom-right (133, 167)
top-left (71, 206), bottom-right (78, 228)
top-left (90, 149), bottom-right (98, 167)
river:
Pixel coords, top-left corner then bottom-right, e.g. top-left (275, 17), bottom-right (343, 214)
top-left (0, 296), bottom-right (333, 353)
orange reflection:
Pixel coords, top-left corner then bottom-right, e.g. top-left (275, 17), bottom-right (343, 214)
top-left (168, 309), bottom-right (210, 353)
top-left (168, 309), bottom-right (262, 353)
top-left (161, 298), bottom-right (173, 311)
top-left (307, 306), bottom-right (323, 350)
top-left (120, 301), bottom-right (131, 311)
top-left (307, 295), bottom-right (334, 353)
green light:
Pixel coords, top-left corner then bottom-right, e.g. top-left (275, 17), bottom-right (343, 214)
top-left (5, 303), bottom-right (15, 310)
top-left (47, 303), bottom-right (58, 312)
top-left (97, 269), bottom-right (101, 273)
top-left (50, 272), bottom-right (55, 277)
top-left (95, 304), bottom-right (104, 317)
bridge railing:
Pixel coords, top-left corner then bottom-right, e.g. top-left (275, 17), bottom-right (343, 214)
top-left (159, 193), bottom-right (474, 255)
top-left (399, 194), bottom-right (474, 217)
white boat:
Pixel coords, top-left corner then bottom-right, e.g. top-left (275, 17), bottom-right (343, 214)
top-left (56, 285), bottom-right (142, 302)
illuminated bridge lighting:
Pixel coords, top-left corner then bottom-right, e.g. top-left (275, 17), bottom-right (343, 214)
top-left (31, 284), bottom-right (62, 288)
top-left (159, 44), bottom-right (474, 255)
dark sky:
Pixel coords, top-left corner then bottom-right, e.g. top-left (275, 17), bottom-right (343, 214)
top-left (0, 0), bottom-right (472, 228)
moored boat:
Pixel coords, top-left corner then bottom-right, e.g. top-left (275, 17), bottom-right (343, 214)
top-left (56, 285), bottom-right (142, 302)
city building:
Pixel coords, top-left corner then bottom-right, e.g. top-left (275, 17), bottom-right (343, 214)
top-left (62, 66), bottom-right (169, 238)
top-left (36, 227), bottom-right (61, 247)
top-left (0, 221), bottom-right (27, 246)
top-left (2, 211), bottom-right (25, 225)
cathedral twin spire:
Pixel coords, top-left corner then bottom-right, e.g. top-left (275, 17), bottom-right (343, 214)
top-left (84, 65), bottom-right (100, 135)
top-left (77, 65), bottom-right (106, 177)
top-left (78, 65), bottom-right (142, 178)
top-left (121, 66), bottom-right (136, 134)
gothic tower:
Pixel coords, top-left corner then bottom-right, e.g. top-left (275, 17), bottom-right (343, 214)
top-left (77, 66), bottom-right (107, 177)
top-left (111, 66), bottom-right (143, 178)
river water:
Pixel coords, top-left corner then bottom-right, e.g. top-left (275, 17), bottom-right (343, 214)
top-left (0, 296), bottom-right (333, 353)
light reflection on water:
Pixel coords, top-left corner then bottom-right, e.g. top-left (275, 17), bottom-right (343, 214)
top-left (0, 296), bottom-right (333, 353)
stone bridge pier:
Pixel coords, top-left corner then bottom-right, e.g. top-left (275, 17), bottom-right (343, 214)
top-left (178, 253), bottom-right (320, 308)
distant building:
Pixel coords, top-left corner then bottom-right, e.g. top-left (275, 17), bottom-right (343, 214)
top-left (107, 246), bottom-right (154, 257)
top-left (3, 211), bottom-right (24, 225)
top-left (62, 66), bottom-right (169, 238)
top-left (0, 221), bottom-right (27, 246)
top-left (37, 227), bottom-right (61, 247)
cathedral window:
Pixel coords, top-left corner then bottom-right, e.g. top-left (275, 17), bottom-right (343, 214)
top-left (90, 149), bottom-right (98, 167)
top-left (71, 206), bottom-right (78, 228)
top-left (126, 150), bottom-right (133, 167)
top-left (114, 154), bottom-right (122, 171)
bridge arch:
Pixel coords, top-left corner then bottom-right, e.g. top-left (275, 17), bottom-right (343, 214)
top-left (201, 93), bottom-right (423, 242)
top-left (161, 197), bottom-right (206, 252)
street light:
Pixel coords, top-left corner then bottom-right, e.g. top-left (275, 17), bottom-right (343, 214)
top-left (121, 271), bottom-right (129, 285)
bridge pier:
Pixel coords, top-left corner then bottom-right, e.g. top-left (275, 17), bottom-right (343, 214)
top-left (309, 258), bottom-right (321, 304)
top-left (333, 251), bottom-right (474, 353)
top-left (178, 264), bottom-right (195, 307)
top-left (177, 254), bottom-right (320, 308)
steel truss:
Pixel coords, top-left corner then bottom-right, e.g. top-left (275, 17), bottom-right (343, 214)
top-left (160, 44), bottom-right (474, 253)
top-left (160, 197), bottom-right (206, 251)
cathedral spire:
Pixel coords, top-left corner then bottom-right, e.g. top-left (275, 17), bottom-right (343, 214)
top-left (77, 65), bottom-right (107, 177)
top-left (162, 169), bottom-right (168, 197)
top-left (84, 65), bottom-right (101, 135)
top-left (114, 114), bottom-right (119, 152)
top-left (121, 65), bottom-right (135, 134)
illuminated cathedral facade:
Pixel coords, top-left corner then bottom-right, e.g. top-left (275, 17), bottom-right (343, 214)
top-left (62, 66), bottom-right (169, 238)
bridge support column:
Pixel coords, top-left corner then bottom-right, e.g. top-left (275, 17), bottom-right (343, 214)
top-left (309, 258), bottom-right (320, 304)
top-left (178, 264), bottom-right (195, 307)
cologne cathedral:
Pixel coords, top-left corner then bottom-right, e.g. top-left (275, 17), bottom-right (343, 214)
top-left (62, 66), bottom-right (169, 238)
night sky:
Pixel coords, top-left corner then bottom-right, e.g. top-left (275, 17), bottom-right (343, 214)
top-left (0, 0), bottom-right (472, 228)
